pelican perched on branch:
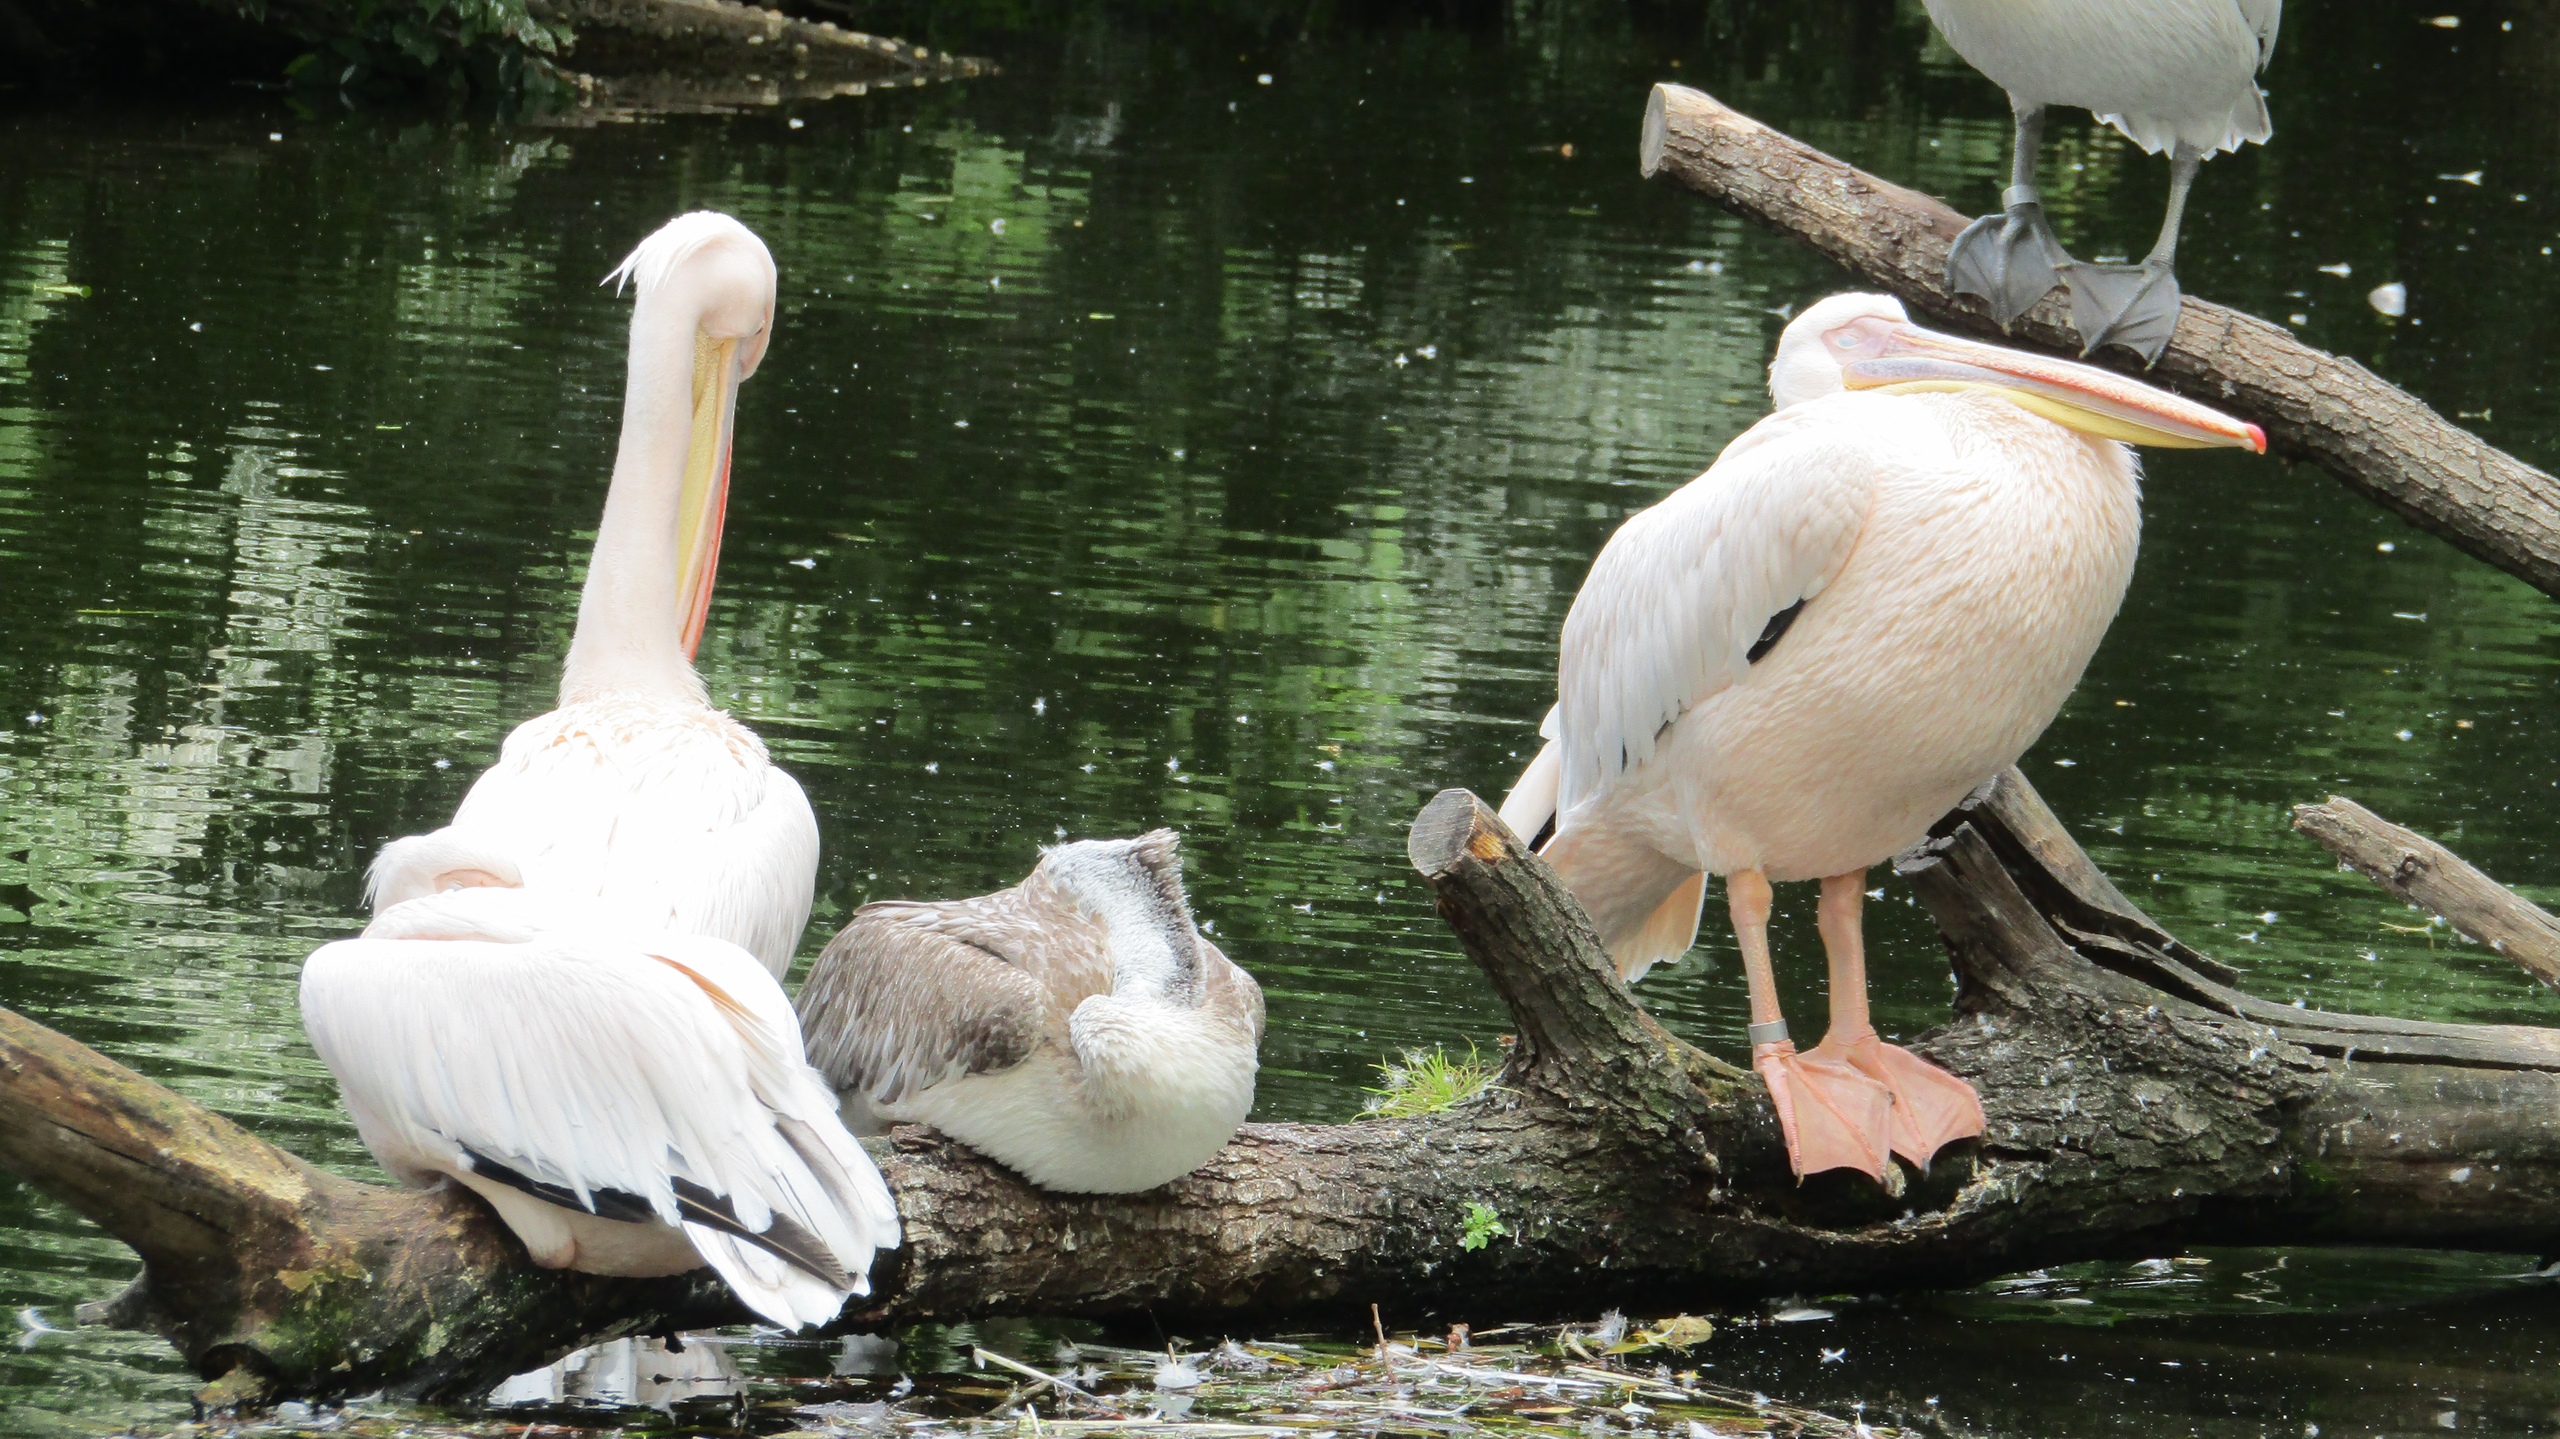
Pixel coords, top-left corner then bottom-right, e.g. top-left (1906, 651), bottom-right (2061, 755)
top-left (1927, 0), bottom-right (2282, 362)
top-left (377, 211), bottom-right (818, 977)
top-left (795, 831), bottom-right (1264, 1194)
top-left (302, 852), bottom-right (899, 1329)
top-left (1499, 293), bottom-right (2261, 1181)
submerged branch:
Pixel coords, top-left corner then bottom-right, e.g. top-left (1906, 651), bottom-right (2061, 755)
top-left (1636, 82), bottom-right (2560, 602)
top-left (2293, 794), bottom-right (2560, 986)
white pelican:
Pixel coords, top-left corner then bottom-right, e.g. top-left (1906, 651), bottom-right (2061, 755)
top-left (1927, 0), bottom-right (2282, 361)
top-left (794, 831), bottom-right (1264, 1194)
top-left (377, 211), bottom-right (818, 977)
top-left (301, 857), bottom-right (900, 1329)
top-left (1497, 292), bottom-right (2261, 1181)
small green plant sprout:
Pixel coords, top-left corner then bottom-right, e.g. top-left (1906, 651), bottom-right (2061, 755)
top-left (1458, 1200), bottom-right (1509, 1251)
top-left (1362, 1041), bottom-right (1501, 1118)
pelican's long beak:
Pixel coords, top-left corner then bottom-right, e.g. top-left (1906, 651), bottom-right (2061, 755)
top-left (1841, 325), bottom-right (2265, 453)
top-left (675, 331), bottom-right (742, 660)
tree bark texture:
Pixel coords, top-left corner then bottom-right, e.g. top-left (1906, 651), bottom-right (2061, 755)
top-left (1637, 83), bottom-right (2560, 603)
top-left (13, 774), bottom-right (2560, 1406)
top-left (2293, 795), bottom-right (2560, 987)
top-left (533, 0), bottom-right (985, 83)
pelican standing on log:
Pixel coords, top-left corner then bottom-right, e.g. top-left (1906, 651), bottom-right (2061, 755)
top-left (1498, 293), bottom-right (2262, 1181)
top-left (795, 831), bottom-right (1264, 1194)
top-left (1927, 0), bottom-right (2282, 362)
top-left (375, 212), bottom-right (819, 977)
top-left (303, 844), bottom-right (899, 1329)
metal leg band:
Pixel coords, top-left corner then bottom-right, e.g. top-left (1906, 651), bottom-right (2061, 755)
top-left (2002, 184), bottom-right (2043, 210)
top-left (1746, 1019), bottom-right (1791, 1047)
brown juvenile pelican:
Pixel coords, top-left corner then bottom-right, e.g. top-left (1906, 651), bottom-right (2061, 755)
top-left (795, 831), bottom-right (1264, 1194)
top-left (1927, 0), bottom-right (2283, 362)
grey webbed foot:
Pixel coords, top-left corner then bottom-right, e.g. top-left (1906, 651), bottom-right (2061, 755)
top-left (2067, 260), bottom-right (2183, 365)
top-left (1947, 200), bottom-right (2066, 326)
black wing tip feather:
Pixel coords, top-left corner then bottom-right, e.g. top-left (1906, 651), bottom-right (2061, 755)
top-left (1747, 598), bottom-right (1808, 665)
top-left (464, 1151), bottom-right (662, 1225)
top-left (462, 1149), bottom-right (850, 1289)
top-left (670, 1177), bottom-right (852, 1288)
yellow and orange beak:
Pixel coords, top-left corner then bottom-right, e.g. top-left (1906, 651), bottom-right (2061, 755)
top-left (674, 331), bottom-right (743, 660)
top-left (1841, 324), bottom-right (2265, 453)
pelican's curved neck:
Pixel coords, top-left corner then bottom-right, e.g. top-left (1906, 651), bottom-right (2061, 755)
top-left (560, 294), bottom-right (713, 709)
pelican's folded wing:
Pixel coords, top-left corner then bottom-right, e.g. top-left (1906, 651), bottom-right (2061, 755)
top-left (1551, 399), bottom-right (1882, 817)
top-left (301, 916), bottom-right (895, 1326)
top-left (795, 898), bottom-right (1054, 1108)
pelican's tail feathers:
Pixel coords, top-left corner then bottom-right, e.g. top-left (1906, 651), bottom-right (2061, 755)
top-left (1611, 870), bottom-right (1706, 985)
top-left (683, 1224), bottom-right (852, 1331)
top-left (1497, 737), bottom-right (1564, 852)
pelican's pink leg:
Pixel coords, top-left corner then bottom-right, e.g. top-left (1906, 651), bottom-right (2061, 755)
top-left (1730, 869), bottom-right (1891, 1181)
top-left (1812, 872), bottom-right (1986, 1170)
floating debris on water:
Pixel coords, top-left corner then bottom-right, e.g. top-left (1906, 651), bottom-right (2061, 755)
top-left (120, 1317), bottom-right (1905, 1439)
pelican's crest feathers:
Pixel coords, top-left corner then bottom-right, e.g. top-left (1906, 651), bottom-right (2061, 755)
top-left (605, 210), bottom-right (767, 296)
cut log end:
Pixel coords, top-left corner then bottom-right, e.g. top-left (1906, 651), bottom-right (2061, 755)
top-left (1638, 84), bottom-right (1670, 178)
top-left (1408, 787), bottom-right (1517, 878)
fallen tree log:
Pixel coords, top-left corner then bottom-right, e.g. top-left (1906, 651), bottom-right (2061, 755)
top-left (2293, 795), bottom-right (2560, 987)
top-left (1637, 82), bottom-right (2560, 602)
top-left (13, 771), bottom-right (2560, 1407)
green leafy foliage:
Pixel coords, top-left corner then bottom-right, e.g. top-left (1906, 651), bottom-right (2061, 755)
top-left (1361, 1041), bottom-right (1502, 1118)
top-left (1458, 1201), bottom-right (1509, 1251)
top-left (238, 0), bottom-right (573, 98)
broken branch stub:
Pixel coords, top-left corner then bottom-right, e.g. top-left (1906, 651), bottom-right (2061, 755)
top-left (1636, 81), bottom-right (2560, 603)
top-left (2292, 794), bottom-right (2560, 986)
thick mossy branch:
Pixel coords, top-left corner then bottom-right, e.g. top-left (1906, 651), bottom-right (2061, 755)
top-left (16, 773), bottom-right (2560, 1407)
top-left (0, 1009), bottom-right (743, 1407)
top-left (1637, 82), bottom-right (2560, 601)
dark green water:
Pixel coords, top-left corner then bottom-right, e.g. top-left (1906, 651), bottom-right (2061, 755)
top-left (5, 0), bottom-right (2560, 1433)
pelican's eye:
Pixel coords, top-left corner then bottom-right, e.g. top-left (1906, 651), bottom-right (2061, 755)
top-left (1824, 316), bottom-right (1903, 360)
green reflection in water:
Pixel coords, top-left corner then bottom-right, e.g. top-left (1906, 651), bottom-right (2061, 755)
top-left (4, 1), bottom-right (2560, 1434)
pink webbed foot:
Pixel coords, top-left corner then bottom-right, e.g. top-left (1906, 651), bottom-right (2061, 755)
top-left (1832, 1030), bottom-right (1986, 1170)
top-left (1752, 1039), bottom-right (1894, 1182)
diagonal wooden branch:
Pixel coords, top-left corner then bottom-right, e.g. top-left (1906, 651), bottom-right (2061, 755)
top-left (1637, 82), bottom-right (2560, 601)
top-left (2293, 795), bottom-right (2560, 987)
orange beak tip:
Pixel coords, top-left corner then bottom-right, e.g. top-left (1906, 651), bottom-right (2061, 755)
top-left (2247, 423), bottom-right (2267, 454)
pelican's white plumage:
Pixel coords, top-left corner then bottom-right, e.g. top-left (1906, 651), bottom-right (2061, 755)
top-left (796, 832), bottom-right (1264, 1194)
top-left (302, 882), bottom-right (898, 1330)
top-left (1507, 295), bottom-right (2146, 979)
top-left (376, 212), bottom-right (818, 976)
top-left (1923, 0), bottom-right (2280, 156)
top-left (1500, 292), bottom-right (2261, 1179)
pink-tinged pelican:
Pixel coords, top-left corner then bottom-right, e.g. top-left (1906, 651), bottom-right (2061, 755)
top-left (1928, 0), bottom-right (2282, 361)
top-left (795, 832), bottom-right (1264, 1194)
top-left (1497, 293), bottom-right (2262, 1181)
top-left (377, 212), bottom-right (819, 977)
top-left (302, 845), bottom-right (899, 1329)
